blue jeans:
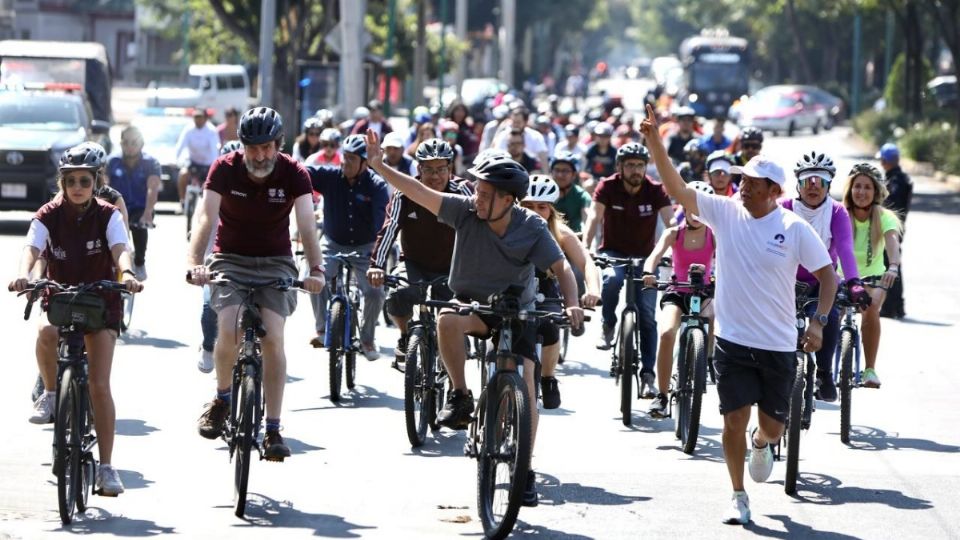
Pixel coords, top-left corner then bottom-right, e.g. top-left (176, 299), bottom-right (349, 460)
top-left (314, 238), bottom-right (385, 346)
top-left (201, 285), bottom-right (218, 352)
top-left (600, 250), bottom-right (658, 374)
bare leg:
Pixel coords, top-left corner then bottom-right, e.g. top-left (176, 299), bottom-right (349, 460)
top-left (259, 308), bottom-right (287, 420)
top-left (861, 287), bottom-right (886, 370)
top-left (214, 304), bottom-right (242, 392)
top-left (36, 324), bottom-right (59, 391)
top-left (540, 343), bottom-right (560, 377)
top-left (722, 405), bottom-right (751, 491)
top-left (85, 329), bottom-right (118, 465)
top-left (437, 312), bottom-right (486, 392)
top-left (655, 305), bottom-right (683, 395)
top-left (523, 357), bottom-right (539, 456)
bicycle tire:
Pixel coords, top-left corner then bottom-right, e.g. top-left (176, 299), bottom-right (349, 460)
top-left (680, 328), bottom-right (707, 454)
top-left (404, 327), bottom-right (431, 446)
top-left (558, 327), bottom-right (569, 364)
top-left (328, 300), bottom-right (345, 402)
top-left (121, 293), bottom-right (134, 333)
top-left (839, 328), bottom-right (855, 444)
top-left (619, 311), bottom-right (637, 427)
top-left (55, 367), bottom-right (80, 525)
top-left (477, 369), bottom-right (531, 540)
top-left (234, 371), bottom-right (255, 518)
top-left (345, 351), bottom-right (357, 390)
top-left (784, 355), bottom-right (805, 495)
top-left (77, 450), bottom-right (94, 513)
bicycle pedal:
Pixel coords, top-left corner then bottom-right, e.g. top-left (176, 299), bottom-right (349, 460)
top-left (263, 455), bottom-right (285, 463)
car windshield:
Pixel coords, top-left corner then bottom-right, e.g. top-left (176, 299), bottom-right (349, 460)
top-left (135, 118), bottom-right (190, 146)
top-left (0, 96), bottom-right (81, 130)
top-left (689, 63), bottom-right (748, 91)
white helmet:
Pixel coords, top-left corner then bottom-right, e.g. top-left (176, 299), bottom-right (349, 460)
top-left (525, 174), bottom-right (560, 203)
top-left (353, 106), bottom-right (370, 120)
top-left (688, 181), bottom-right (715, 195)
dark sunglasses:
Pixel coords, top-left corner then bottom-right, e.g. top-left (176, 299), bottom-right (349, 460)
top-left (741, 143), bottom-right (761, 150)
top-left (307, 131), bottom-right (321, 136)
top-left (321, 142), bottom-right (337, 148)
top-left (65, 177), bottom-right (93, 188)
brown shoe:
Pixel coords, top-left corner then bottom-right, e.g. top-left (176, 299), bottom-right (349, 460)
top-left (309, 334), bottom-right (325, 348)
top-left (263, 430), bottom-right (291, 461)
top-left (197, 398), bottom-right (229, 440)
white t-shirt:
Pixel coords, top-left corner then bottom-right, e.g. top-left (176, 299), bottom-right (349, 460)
top-left (174, 123), bottom-right (220, 166)
top-left (695, 191), bottom-right (831, 352)
top-left (493, 126), bottom-right (547, 158)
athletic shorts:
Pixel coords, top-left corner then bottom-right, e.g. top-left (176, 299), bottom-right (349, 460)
top-left (207, 253), bottom-right (298, 317)
top-left (714, 337), bottom-right (797, 424)
top-left (457, 296), bottom-right (539, 363)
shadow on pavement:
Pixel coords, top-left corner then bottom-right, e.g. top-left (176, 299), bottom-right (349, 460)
top-left (911, 191), bottom-right (960, 215)
top-left (512, 522), bottom-right (594, 539)
top-left (52, 507), bottom-right (175, 536)
top-left (895, 317), bottom-right (954, 327)
top-left (619, 413), bottom-right (674, 434)
top-left (744, 514), bottom-right (861, 539)
top-left (115, 419), bottom-right (160, 437)
top-left (118, 330), bottom-right (188, 349)
top-left (535, 473), bottom-right (651, 507)
top-left (845, 426), bottom-right (960, 453)
top-left (283, 436), bottom-right (325, 457)
top-left (118, 469), bottom-right (154, 490)
top-left (406, 430), bottom-right (465, 458)
top-left (234, 494), bottom-right (375, 537)
top-left (784, 472), bottom-right (933, 510)
top-left (557, 360), bottom-right (610, 379)
top-left (656, 432), bottom-right (725, 463)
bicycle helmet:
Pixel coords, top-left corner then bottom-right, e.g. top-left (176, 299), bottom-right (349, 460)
top-left (847, 162), bottom-right (889, 203)
top-left (319, 128), bottom-right (342, 145)
top-left (550, 150), bottom-right (581, 172)
top-left (688, 181), bottom-right (715, 195)
top-left (740, 126), bottom-right (764, 143)
top-left (220, 140), bottom-right (243, 155)
top-left (72, 141), bottom-right (108, 168)
top-left (593, 122), bottom-right (614, 137)
top-left (415, 138), bottom-right (455, 162)
top-left (674, 105), bottom-right (696, 118)
top-left (794, 150), bottom-right (836, 180)
top-left (238, 107), bottom-right (284, 145)
top-left (341, 134), bottom-right (367, 159)
top-left (525, 174), bottom-right (560, 203)
top-left (684, 138), bottom-right (705, 158)
top-left (467, 154), bottom-right (529, 199)
top-left (59, 143), bottom-right (104, 172)
top-left (616, 142), bottom-right (651, 164)
top-left (474, 148), bottom-right (510, 162)
top-left (353, 106), bottom-right (370, 120)
top-left (314, 108), bottom-right (334, 124)
top-left (303, 117), bottom-right (323, 132)
top-left (438, 119), bottom-right (459, 133)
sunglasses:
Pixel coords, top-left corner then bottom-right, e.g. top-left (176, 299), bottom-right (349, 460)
top-left (741, 143), bottom-right (761, 150)
top-left (65, 177), bottom-right (93, 188)
top-left (321, 142), bottom-right (337, 148)
top-left (798, 176), bottom-right (831, 188)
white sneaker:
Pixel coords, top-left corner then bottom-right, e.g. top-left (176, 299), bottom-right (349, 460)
top-left (198, 347), bottom-right (214, 373)
top-left (362, 343), bottom-right (380, 361)
top-left (747, 427), bottom-right (774, 483)
top-left (722, 491), bottom-right (751, 525)
top-left (29, 393), bottom-right (54, 424)
top-left (97, 464), bottom-right (124, 496)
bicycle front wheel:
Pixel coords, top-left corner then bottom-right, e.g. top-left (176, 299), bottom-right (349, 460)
top-left (839, 328), bottom-right (855, 444)
top-left (477, 369), bottom-right (531, 540)
top-left (55, 366), bottom-right (81, 525)
top-left (404, 327), bottom-right (432, 446)
top-left (121, 293), bottom-right (135, 333)
top-left (619, 311), bottom-right (637, 426)
top-left (328, 300), bottom-right (345, 402)
top-left (784, 355), bottom-right (805, 495)
top-left (234, 372), bottom-right (255, 518)
top-left (679, 328), bottom-right (707, 454)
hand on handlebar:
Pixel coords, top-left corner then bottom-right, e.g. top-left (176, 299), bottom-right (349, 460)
top-left (580, 291), bottom-right (600, 309)
top-left (186, 265), bottom-right (211, 285)
top-left (121, 276), bottom-right (144, 293)
top-left (302, 274), bottom-right (326, 294)
top-left (564, 305), bottom-right (585, 331)
top-left (642, 274), bottom-right (657, 288)
top-left (8, 277), bottom-right (29, 293)
top-left (367, 267), bottom-right (385, 288)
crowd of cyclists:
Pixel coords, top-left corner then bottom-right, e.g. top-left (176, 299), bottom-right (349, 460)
top-left (10, 86), bottom-right (914, 526)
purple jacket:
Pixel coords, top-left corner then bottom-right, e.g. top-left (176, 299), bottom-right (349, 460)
top-left (782, 198), bottom-right (859, 284)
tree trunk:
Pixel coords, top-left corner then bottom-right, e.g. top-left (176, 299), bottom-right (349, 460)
top-left (785, 0), bottom-right (813, 82)
top-left (905, 1), bottom-right (923, 119)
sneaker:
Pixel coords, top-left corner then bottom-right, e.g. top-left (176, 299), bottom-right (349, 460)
top-left (133, 264), bottom-right (147, 282)
top-left (862, 368), bottom-right (881, 388)
top-left (596, 324), bottom-right (615, 350)
top-left (393, 335), bottom-right (408, 370)
top-left (263, 430), bottom-right (291, 461)
top-left (197, 347), bottom-right (214, 374)
top-left (648, 393), bottom-right (668, 418)
top-left (362, 342), bottom-right (381, 361)
top-left (29, 393), bottom-right (54, 424)
top-left (640, 371), bottom-right (657, 399)
top-left (30, 373), bottom-right (43, 403)
top-left (815, 371), bottom-right (837, 402)
top-left (437, 389), bottom-right (474, 430)
top-left (522, 470), bottom-right (539, 507)
top-left (722, 491), bottom-right (750, 525)
top-left (747, 427), bottom-right (774, 483)
top-left (197, 398), bottom-right (229, 440)
top-left (541, 376), bottom-right (561, 409)
top-left (97, 464), bottom-right (125, 496)
top-left (309, 333), bottom-right (325, 348)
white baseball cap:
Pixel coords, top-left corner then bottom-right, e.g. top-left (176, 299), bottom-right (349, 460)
top-left (730, 155), bottom-right (786, 186)
top-left (708, 159), bottom-right (731, 174)
top-left (382, 132), bottom-right (405, 148)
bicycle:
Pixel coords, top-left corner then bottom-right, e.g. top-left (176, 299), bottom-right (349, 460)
top-left (189, 271), bottom-right (306, 518)
top-left (323, 251), bottom-right (363, 403)
top-left (426, 290), bottom-right (584, 539)
top-left (12, 279), bottom-right (134, 524)
top-left (833, 278), bottom-right (878, 444)
top-left (780, 281), bottom-right (819, 495)
top-left (652, 263), bottom-right (714, 455)
top-left (384, 274), bottom-right (450, 447)
top-left (183, 163), bottom-right (208, 239)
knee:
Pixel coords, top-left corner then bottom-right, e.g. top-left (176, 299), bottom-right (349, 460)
top-left (723, 407), bottom-right (750, 431)
top-left (37, 326), bottom-right (58, 349)
top-left (87, 376), bottom-right (112, 402)
top-left (437, 313), bottom-right (461, 337)
top-left (660, 326), bottom-right (677, 342)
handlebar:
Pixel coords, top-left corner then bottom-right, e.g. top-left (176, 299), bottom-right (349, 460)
top-left (10, 279), bottom-right (132, 321)
top-left (423, 299), bottom-right (590, 326)
top-left (185, 270), bottom-right (305, 291)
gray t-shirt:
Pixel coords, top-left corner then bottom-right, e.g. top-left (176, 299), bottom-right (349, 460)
top-left (438, 194), bottom-right (563, 306)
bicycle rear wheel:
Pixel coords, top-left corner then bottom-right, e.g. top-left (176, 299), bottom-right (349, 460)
top-left (558, 327), bottom-right (569, 364)
top-left (679, 328), bottom-right (707, 454)
top-left (328, 300), bottom-right (345, 402)
top-left (55, 367), bottom-right (81, 524)
top-left (619, 311), bottom-right (637, 426)
top-left (839, 328), bottom-right (855, 444)
top-left (784, 355), bottom-right (805, 495)
top-left (121, 293), bottom-right (134, 333)
top-left (234, 371), bottom-right (256, 518)
top-left (404, 327), bottom-right (432, 447)
top-left (477, 369), bottom-right (531, 540)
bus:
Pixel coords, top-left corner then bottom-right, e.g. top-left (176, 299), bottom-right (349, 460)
top-left (679, 30), bottom-right (749, 119)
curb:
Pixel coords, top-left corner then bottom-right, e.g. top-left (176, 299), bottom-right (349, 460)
top-left (847, 130), bottom-right (960, 192)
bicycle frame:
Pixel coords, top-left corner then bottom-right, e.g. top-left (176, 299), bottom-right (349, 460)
top-left (228, 305), bottom-right (265, 459)
top-left (324, 254), bottom-right (361, 352)
top-left (834, 303), bottom-right (862, 386)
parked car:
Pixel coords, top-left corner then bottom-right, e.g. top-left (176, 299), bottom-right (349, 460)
top-left (146, 64), bottom-right (250, 123)
top-left (927, 75), bottom-right (958, 109)
top-left (734, 85), bottom-right (829, 136)
top-left (129, 108), bottom-right (195, 202)
top-left (794, 85), bottom-right (844, 129)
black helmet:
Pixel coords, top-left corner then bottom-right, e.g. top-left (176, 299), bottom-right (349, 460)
top-left (415, 138), bottom-right (455, 162)
top-left (341, 134), bottom-right (367, 159)
top-left (303, 117), bottom-right (323, 132)
top-left (238, 107), bottom-right (284, 145)
top-left (59, 143), bottom-right (103, 172)
top-left (72, 142), bottom-right (107, 168)
top-left (467, 154), bottom-right (529, 199)
top-left (220, 140), bottom-right (243, 156)
top-left (550, 150), bottom-right (581, 172)
top-left (616, 142), bottom-right (650, 164)
top-left (740, 126), bottom-right (764, 143)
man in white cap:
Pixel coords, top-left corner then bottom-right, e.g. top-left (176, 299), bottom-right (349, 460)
top-left (381, 132), bottom-right (417, 177)
top-left (639, 104), bottom-right (836, 526)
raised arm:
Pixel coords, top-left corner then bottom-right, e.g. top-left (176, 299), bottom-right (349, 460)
top-left (639, 104), bottom-right (698, 214)
top-left (365, 129), bottom-right (444, 216)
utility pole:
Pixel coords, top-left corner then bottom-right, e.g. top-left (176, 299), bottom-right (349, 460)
top-left (340, 0), bottom-right (365, 116)
top-left (454, 0), bottom-right (467, 97)
top-left (384, 0), bottom-right (397, 116)
top-left (501, 0), bottom-right (515, 88)
top-left (413, 0), bottom-right (427, 107)
top-left (257, 0), bottom-right (276, 106)
top-left (851, 11), bottom-right (862, 116)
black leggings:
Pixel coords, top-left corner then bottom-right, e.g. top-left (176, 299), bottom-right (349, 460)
top-left (128, 209), bottom-right (148, 266)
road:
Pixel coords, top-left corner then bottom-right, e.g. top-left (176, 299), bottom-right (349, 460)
top-left (0, 127), bottom-right (958, 539)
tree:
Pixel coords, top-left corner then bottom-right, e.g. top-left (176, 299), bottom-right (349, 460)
top-left (924, 0), bottom-right (960, 140)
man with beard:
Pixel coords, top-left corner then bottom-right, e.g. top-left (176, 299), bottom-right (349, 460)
top-left (187, 107), bottom-right (326, 460)
top-left (583, 142), bottom-right (673, 398)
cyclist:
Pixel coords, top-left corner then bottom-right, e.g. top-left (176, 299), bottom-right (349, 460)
top-left (492, 105), bottom-right (550, 168)
top-left (677, 138), bottom-right (707, 183)
top-left (699, 117), bottom-right (731, 154)
top-left (350, 99), bottom-right (393, 139)
top-left (175, 108), bottom-right (219, 213)
top-left (841, 163), bottom-right (902, 388)
top-left (706, 150), bottom-right (738, 197)
top-left (665, 106), bottom-right (697, 164)
top-left (640, 104), bottom-right (835, 525)
top-left (781, 151), bottom-right (868, 402)
top-left (365, 132), bottom-right (583, 506)
top-left (550, 151), bottom-right (592, 235)
top-left (292, 117), bottom-right (324, 163)
top-left (730, 126), bottom-right (763, 186)
top-left (521, 174), bottom-right (601, 409)
top-left (642, 181), bottom-right (718, 417)
top-left (187, 107), bottom-right (325, 460)
top-left (305, 128), bottom-right (343, 167)
top-left (381, 132), bottom-right (417, 176)
top-left (307, 134), bottom-right (389, 359)
top-left (506, 129), bottom-right (542, 173)
top-left (107, 126), bottom-right (162, 281)
top-left (583, 142), bottom-right (673, 399)
top-left (583, 121), bottom-right (617, 185)
top-left (217, 107), bottom-right (240, 145)
top-left (367, 138), bottom-right (473, 367)
top-left (11, 145), bottom-right (143, 496)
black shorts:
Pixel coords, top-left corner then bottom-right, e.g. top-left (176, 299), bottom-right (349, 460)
top-left (456, 299), bottom-right (538, 363)
top-left (535, 304), bottom-right (562, 347)
top-left (660, 290), bottom-right (711, 315)
top-left (714, 337), bottom-right (797, 424)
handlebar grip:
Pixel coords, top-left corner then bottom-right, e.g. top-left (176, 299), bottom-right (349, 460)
top-left (572, 325), bottom-right (585, 337)
top-left (292, 279), bottom-right (306, 289)
top-left (185, 270), bottom-right (193, 282)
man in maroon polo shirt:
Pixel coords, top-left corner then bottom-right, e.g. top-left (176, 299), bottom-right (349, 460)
top-left (584, 142), bottom-right (673, 397)
top-left (187, 107), bottom-right (325, 461)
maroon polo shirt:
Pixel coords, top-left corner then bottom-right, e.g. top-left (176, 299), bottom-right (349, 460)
top-left (593, 173), bottom-right (671, 256)
top-left (205, 151), bottom-right (313, 257)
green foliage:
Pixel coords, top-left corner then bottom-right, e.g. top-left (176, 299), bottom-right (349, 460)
top-left (899, 122), bottom-right (955, 164)
top-left (882, 53), bottom-right (935, 113)
top-left (852, 108), bottom-right (908, 146)
top-left (137, 0), bottom-right (253, 65)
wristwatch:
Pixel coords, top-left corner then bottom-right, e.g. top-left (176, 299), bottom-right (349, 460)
top-left (812, 313), bottom-right (829, 326)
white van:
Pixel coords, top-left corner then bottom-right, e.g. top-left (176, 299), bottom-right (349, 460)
top-left (146, 64), bottom-right (250, 122)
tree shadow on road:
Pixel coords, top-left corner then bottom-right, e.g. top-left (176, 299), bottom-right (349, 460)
top-left (117, 330), bottom-right (188, 349)
top-left (845, 425), bottom-right (960, 453)
top-left (293, 385), bottom-right (404, 412)
top-left (51, 507), bottom-right (175, 536)
top-left (744, 514), bottom-right (861, 539)
top-left (232, 494), bottom-right (375, 537)
top-left (893, 316), bottom-right (954, 327)
top-left (777, 472), bottom-right (933, 510)
top-left (535, 473), bottom-right (652, 507)
top-left (115, 419), bottom-right (160, 437)
top-left (557, 359), bottom-right (611, 379)
top-left (656, 432), bottom-right (725, 463)
top-left (911, 191), bottom-right (960, 215)
top-left (618, 413), bottom-right (674, 434)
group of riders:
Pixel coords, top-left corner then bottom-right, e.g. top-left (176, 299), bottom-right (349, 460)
top-left (11, 95), bottom-right (910, 524)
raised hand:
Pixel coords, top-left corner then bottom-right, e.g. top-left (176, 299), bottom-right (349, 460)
top-left (365, 128), bottom-right (383, 164)
top-left (639, 103), bottom-right (659, 141)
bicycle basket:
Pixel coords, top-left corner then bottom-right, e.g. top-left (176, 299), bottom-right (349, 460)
top-left (47, 292), bottom-right (107, 331)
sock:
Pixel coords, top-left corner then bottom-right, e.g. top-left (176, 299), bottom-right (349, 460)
top-left (733, 490), bottom-right (747, 498)
top-left (266, 418), bottom-right (280, 432)
top-left (216, 388), bottom-right (231, 404)
top-left (44, 390), bottom-right (56, 399)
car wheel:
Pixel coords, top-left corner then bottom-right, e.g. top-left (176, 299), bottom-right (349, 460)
top-left (787, 122), bottom-right (796, 137)
top-left (812, 119), bottom-right (820, 135)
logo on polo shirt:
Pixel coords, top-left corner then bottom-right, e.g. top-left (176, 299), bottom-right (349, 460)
top-left (774, 233), bottom-right (785, 244)
top-left (638, 204), bottom-right (654, 216)
top-left (408, 211), bottom-right (418, 219)
top-left (765, 232), bottom-right (787, 257)
top-left (230, 189), bottom-right (247, 198)
top-left (85, 238), bottom-right (103, 255)
top-left (267, 188), bottom-right (286, 203)
top-left (51, 246), bottom-right (67, 260)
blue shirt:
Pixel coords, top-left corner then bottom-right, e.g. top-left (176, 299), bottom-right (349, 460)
top-left (699, 134), bottom-right (731, 154)
top-left (309, 165), bottom-right (389, 246)
top-left (106, 153), bottom-right (161, 212)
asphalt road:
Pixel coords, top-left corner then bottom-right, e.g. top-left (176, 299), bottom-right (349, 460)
top-left (0, 127), bottom-right (958, 539)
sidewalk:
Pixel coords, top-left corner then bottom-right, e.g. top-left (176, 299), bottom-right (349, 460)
top-left (847, 129), bottom-right (960, 191)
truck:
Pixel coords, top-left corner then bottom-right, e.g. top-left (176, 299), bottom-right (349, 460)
top-left (679, 30), bottom-right (750, 119)
top-left (145, 64), bottom-right (251, 122)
